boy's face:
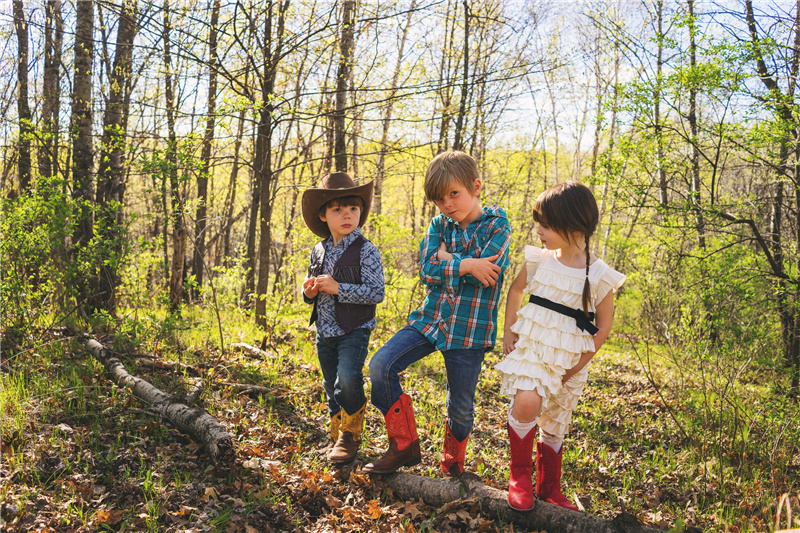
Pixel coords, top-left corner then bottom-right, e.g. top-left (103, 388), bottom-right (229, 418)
top-left (320, 203), bottom-right (361, 242)
top-left (434, 179), bottom-right (483, 228)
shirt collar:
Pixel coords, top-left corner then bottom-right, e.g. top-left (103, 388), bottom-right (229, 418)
top-left (326, 226), bottom-right (362, 249)
top-left (445, 208), bottom-right (486, 231)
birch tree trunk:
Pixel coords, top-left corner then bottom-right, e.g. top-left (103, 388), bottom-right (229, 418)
top-left (84, 338), bottom-right (234, 464)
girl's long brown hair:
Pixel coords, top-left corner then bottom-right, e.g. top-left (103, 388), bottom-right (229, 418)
top-left (532, 181), bottom-right (599, 317)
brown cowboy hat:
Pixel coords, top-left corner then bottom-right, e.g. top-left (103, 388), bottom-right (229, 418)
top-left (302, 173), bottom-right (374, 238)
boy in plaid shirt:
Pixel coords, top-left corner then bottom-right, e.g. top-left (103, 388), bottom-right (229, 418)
top-left (363, 151), bottom-right (511, 476)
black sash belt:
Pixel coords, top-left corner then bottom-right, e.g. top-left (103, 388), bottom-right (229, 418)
top-left (528, 294), bottom-right (598, 335)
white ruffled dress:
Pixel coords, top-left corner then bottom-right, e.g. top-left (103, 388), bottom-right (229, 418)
top-left (495, 245), bottom-right (626, 435)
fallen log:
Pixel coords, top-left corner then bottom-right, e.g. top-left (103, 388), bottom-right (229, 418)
top-left (83, 338), bottom-right (234, 465)
top-left (230, 342), bottom-right (275, 360)
top-left (378, 471), bottom-right (667, 533)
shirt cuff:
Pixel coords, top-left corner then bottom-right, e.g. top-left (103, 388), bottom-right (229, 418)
top-left (445, 256), bottom-right (462, 293)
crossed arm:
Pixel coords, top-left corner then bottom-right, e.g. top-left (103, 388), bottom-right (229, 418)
top-left (419, 218), bottom-right (511, 290)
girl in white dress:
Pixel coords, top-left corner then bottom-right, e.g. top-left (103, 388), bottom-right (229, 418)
top-left (495, 181), bottom-right (625, 512)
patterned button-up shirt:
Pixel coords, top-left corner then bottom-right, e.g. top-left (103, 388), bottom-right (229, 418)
top-left (304, 227), bottom-right (385, 337)
top-left (408, 204), bottom-right (511, 351)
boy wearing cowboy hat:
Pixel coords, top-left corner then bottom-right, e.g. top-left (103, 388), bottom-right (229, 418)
top-left (301, 172), bottom-right (385, 464)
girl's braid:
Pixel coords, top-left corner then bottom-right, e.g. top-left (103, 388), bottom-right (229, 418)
top-left (581, 233), bottom-right (591, 317)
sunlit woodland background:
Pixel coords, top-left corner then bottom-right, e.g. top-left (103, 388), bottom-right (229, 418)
top-left (2, 0), bottom-right (800, 532)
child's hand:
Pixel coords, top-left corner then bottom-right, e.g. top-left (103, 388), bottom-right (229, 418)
top-left (462, 254), bottom-right (502, 287)
top-left (437, 242), bottom-right (453, 261)
top-left (315, 275), bottom-right (339, 295)
top-left (503, 331), bottom-right (519, 355)
top-left (302, 277), bottom-right (319, 298)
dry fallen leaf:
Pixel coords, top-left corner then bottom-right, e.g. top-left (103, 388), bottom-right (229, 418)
top-left (367, 499), bottom-right (382, 519)
top-left (201, 487), bottom-right (219, 502)
top-left (95, 508), bottom-right (125, 525)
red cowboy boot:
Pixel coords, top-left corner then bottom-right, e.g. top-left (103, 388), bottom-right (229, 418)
top-left (440, 422), bottom-right (469, 476)
top-left (536, 441), bottom-right (579, 511)
top-left (507, 423), bottom-right (536, 511)
top-left (363, 394), bottom-right (421, 474)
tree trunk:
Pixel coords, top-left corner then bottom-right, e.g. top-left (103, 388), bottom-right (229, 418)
top-left (70, 0), bottom-right (95, 309)
top-left (435, 0), bottom-right (458, 155)
top-left (378, 472), bottom-right (666, 533)
top-left (193, 0), bottom-right (221, 295)
top-left (41, 0), bottom-right (63, 180)
top-left (95, 0), bottom-right (138, 313)
top-left (83, 338), bottom-right (234, 464)
top-left (687, 0), bottom-right (705, 249)
top-left (452, 1), bottom-right (470, 152)
top-left (333, 0), bottom-right (357, 172)
top-left (254, 1), bottom-right (289, 326)
top-left (374, 1), bottom-right (416, 216)
top-left (164, 0), bottom-right (185, 311)
top-left (222, 104), bottom-right (246, 266)
top-left (13, 0), bottom-right (32, 191)
top-left (655, 0), bottom-right (667, 207)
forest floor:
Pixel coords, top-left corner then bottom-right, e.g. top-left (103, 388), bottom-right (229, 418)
top-left (1, 318), bottom-right (798, 533)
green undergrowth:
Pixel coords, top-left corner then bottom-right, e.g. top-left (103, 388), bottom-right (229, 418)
top-left (1, 302), bottom-right (799, 532)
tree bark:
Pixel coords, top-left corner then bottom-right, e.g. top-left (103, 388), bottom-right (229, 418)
top-left (41, 0), bottom-right (63, 180)
top-left (378, 472), bottom-right (666, 533)
top-left (193, 0), bottom-right (221, 294)
top-left (333, 0), bottom-right (357, 172)
top-left (655, 0), bottom-right (667, 207)
top-left (13, 0), bottom-right (32, 191)
top-left (163, 0), bottom-right (186, 311)
top-left (254, 1), bottom-right (289, 326)
top-left (435, 0), bottom-right (458, 155)
top-left (374, 1), bottom-right (415, 217)
top-left (83, 338), bottom-right (234, 464)
top-left (687, 0), bottom-right (705, 249)
top-left (70, 0), bottom-right (95, 309)
top-left (452, 1), bottom-right (470, 152)
top-left (95, 0), bottom-right (138, 313)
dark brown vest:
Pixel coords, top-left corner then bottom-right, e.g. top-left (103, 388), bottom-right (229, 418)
top-left (308, 235), bottom-right (377, 334)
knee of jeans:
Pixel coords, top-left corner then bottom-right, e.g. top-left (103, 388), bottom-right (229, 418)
top-left (337, 371), bottom-right (364, 394)
top-left (368, 352), bottom-right (386, 381)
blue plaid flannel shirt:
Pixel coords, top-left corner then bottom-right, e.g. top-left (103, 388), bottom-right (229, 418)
top-left (408, 204), bottom-right (511, 351)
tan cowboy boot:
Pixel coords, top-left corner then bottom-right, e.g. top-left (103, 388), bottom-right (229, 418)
top-left (329, 403), bottom-right (366, 463)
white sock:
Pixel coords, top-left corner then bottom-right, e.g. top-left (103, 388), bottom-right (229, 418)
top-left (539, 432), bottom-right (563, 453)
top-left (508, 411), bottom-right (537, 438)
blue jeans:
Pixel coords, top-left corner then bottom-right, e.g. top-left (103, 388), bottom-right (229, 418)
top-left (369, 326), bottom-right (485, 442)
top-left (316, 328), bottom-right (371, 416)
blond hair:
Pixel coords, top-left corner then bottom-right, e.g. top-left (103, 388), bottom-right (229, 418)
top-left (423, 151), bottom-right (479, 202)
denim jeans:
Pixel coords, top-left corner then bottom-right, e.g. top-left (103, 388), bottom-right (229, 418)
top-left (369, 325), bottom-right (485, 441)
top-left (316, 328), bottom-right (371, 416)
